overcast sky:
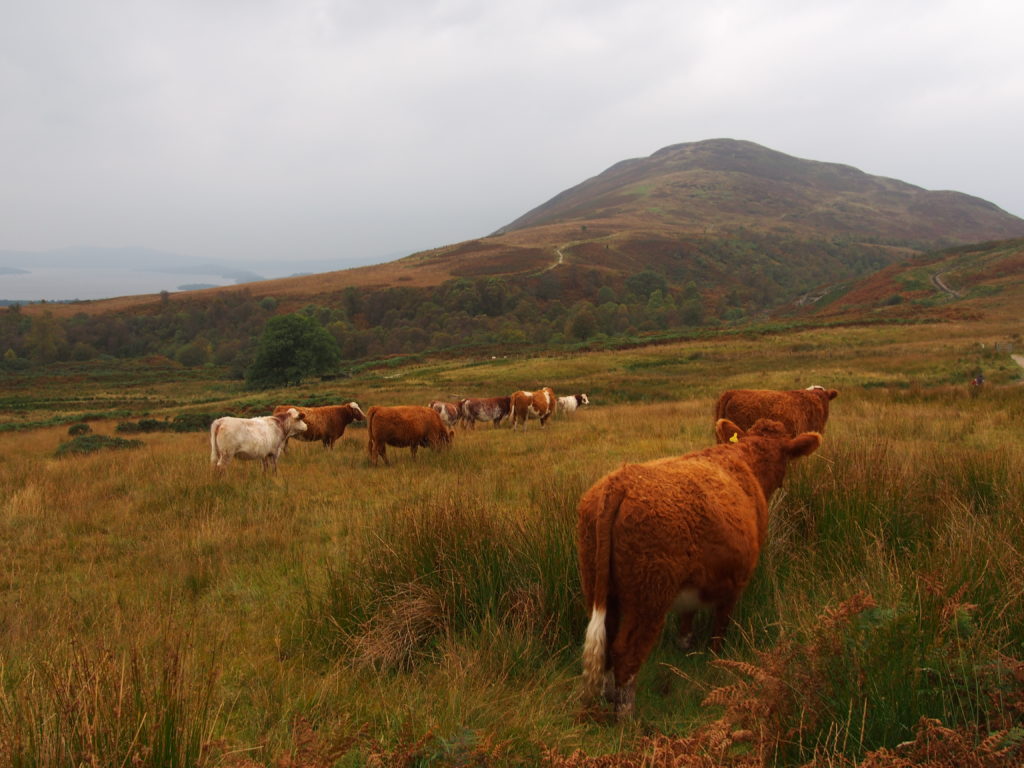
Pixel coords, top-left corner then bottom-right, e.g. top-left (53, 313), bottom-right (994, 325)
top-left (2, 0), bottom-right (1023, 275)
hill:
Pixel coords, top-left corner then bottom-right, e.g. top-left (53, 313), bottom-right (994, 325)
top-left (21, 139), bottom-right (1024, 321)
top-left (497, 138), bottom-right (1024, 244)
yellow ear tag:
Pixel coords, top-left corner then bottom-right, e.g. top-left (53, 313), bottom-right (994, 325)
top-left (729, 432), bottom-right (739, 443)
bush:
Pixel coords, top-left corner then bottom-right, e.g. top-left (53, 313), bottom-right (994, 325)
top-left (171, 413), bottom-right (217, 432)
top-left (67, 423), bottom-right (92, 436)
top-left (55, 435), bottom-right (144, 457)
top-left (138, 419), bottom-right (171, 432)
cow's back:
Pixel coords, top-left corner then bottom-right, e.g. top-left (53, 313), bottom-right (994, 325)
top-left (369, 405), bottom-right (444, 446)
top-left (211, 415), bottom-right (283, 463)
top-left (714, 389), bottom-right (835, 437)
top-left (580, 448), bottom-right (767, 602)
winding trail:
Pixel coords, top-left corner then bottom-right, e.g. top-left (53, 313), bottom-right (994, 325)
top-left (540, 246), bottom-right (566, 274)
top-left (931, 271), bottom-right (960, 298)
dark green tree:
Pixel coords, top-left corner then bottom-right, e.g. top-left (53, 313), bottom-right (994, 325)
top-left (565, 300), bottom-right (598, 340)
top-left (625, 270), bottom-right (667, 300)
top-left (245, 313), bottom-right (341, 389)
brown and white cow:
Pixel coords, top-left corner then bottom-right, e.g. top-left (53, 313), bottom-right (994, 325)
top-left (509, 387), bottom-right (556, 430)
top-left (273, 402), bottom-right (365, 449)
top-left (557, 393), bottom-right (590, 416)
top-left (366, 405), bottom-right (454, 466)
top-left (713, 386), bottom-right (838, 440)
top-left (428, 400), bottom-right (462, 429)
top-left (459, 396), bottom-right (511, 429)
top-left (577, 418), bottom-right (821, 719)
top-left (209, 408), bottom-right (307, 473)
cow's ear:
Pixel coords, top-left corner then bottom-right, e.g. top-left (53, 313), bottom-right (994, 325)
top-left (715, 418), bottom-right (745, 443)
top-left (828, 389), bottom-right (839, 400)
top-left (787, 432), bottom-right (822, 458)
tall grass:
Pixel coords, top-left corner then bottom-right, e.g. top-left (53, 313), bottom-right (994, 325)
top-left (1, 635), bottom-right (221, 768)
top-left (2, 335), bottom-right (1023, 765)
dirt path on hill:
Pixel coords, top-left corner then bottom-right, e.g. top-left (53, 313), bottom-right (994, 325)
top-left (540, 247), bottom-right (566, 273)
top-left (1013, 354), bottom-right (1024, 371)
top-left (931, 271), bottom-right (960, 298)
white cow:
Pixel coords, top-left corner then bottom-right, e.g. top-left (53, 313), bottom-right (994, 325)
top-left (557, 393), bottom-right (590, 415)
top-left (428, 400), bottom-right (462, 429)
top-left (210, 408), bottom-right (307, 473)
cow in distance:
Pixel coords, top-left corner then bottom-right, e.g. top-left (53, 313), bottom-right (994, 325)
top-left (713, 386), bottom-right (837, 440)
top-left (367, 405), bottom-right (454, 466)
top-left (428, 400), bottom-right (462, 429)
top-left (459, 396), bottom-right (512, 429)
top-left (210, 408), bottom-right (308, 473)
top-left (273, 402), bottom-right (365, 450)
top-left (558, 393), bottom-right (590, 416)
top-left (509, 387), bottom-right (556, 430)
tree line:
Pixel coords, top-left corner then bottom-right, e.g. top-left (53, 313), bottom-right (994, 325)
top-left (1, 234), bottom-right (897, 387)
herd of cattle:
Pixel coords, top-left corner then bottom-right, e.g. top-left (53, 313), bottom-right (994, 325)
top-left (207, 388), bottom-right (591, 471)
top-left (207, 383), bottom-right (839, 721)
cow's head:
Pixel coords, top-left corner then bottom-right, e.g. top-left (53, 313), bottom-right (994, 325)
top-left (348, 402), bottom-right (367, 420)
top-left (806, 385), bottom-right (839, 401)
top-left (284, 408), bottom-right (308, 435)
top-left (717, 417), bottom-right (821, 493)
top-left (577, 393), bottom-right (590, 406)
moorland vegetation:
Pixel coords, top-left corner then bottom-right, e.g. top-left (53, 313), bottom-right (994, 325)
top-left (1, 308), bottom-right (1022, 766)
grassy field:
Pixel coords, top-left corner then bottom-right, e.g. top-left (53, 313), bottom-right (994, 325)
top-left (2, 317), bottom-right (1023, 766)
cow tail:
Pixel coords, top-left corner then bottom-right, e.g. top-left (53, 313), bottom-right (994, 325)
top-left (366, 407), bottom-right (377, 461)
top-left (582, 479), bottom-right (623, 705)
top-left (209, 420), bottom-right (221, 466)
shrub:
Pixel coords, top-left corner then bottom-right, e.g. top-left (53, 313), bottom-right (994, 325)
top-left (138, 419), bottom-right (171, 432)
top-left (67, 423), bottom-right (92, 436)
top-left (171, 413), bottom-right (217, 432)
top-left (55, 435), bottom-right (144, 457)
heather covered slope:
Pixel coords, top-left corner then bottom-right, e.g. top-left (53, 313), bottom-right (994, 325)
top-left (496, 139), bottom-right (1024, 245)
top-left (787, 237), bottom-right (1024, 323)
top-left (24, 139), bottom-right (1024, 322)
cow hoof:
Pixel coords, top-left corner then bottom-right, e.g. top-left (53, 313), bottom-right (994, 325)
top-left (602, 672), bottom-right (616, 703)
top-left (673, 632), bottom-right (695, 651)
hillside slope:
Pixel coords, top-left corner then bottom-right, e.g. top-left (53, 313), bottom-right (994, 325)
top-left (22, 139), bottom-right (1024, 320)
top-left (496, 138), bottom-right (1024, 245)
top-left (787, 237), bottom-right (1024, 323)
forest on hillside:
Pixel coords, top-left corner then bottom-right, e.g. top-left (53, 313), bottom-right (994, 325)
top-left (0, 233), bottom-right (897, 380)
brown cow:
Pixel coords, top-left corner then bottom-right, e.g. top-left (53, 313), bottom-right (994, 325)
top-left (459, 396), bottom-right (511, 429)
top-left (713, 386), bottom-right (838, 440)
top-left (273, 402), bottom-right (365, 449)
top-left (577, 418), bottom-right (822, 719)
top-left (366, 405), bottom-right (454, 466)
top-left (509, 387), bottom-right (556, 430)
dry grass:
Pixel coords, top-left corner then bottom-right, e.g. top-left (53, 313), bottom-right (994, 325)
top-left (2, 318), bottom-right (1024, 765)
